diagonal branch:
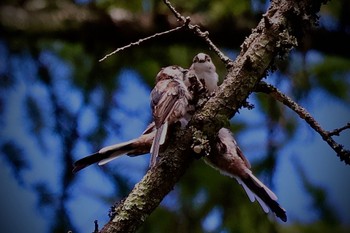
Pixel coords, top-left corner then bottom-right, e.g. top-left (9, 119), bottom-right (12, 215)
top-left (256, 81), bottom-right (350, 165)
top-left (101, 0), bottom-right (328, 232)
top-left (98, 25), bottom-right (186, 62)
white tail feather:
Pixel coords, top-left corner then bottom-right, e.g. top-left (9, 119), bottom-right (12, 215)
top-left (98, 153), bottom-right (123, 166)
top-left (99, 139), bottom-right (136, 154)
top-left (97, 139), bottom-right (138, 166)
top-left (159, 122), bottom-right (168, 145)
top-left (249, 172), bottom-right (278, 201)
top-left (150, 124), bottom-right (167, 167)
top-left (236, 177), bottom-right (256, 202)
top-left (235, 173), bottom-right (276, 214)
top-left (255, 196), bottom-right (270, 213)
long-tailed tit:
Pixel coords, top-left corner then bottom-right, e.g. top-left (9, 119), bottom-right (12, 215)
top-left (189, 53), bottom-right (219, 94)
top-left (204, 128), bottom-right (287, 222)
top-left (183, 53), bottom-right (219, 121)
top-left (149, 65), bottom-right (192, 167)
top-left (73, 66), bottom-right (192, 172)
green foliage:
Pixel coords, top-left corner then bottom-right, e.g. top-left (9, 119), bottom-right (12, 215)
top-left (281, 222), bottom-right (350, 233)
top-left (210, 0), bottom-right (251, 19)
top-left (311, 56), bottom-right (350, 100)
top-left (96, 0), bottom-right (145, 12)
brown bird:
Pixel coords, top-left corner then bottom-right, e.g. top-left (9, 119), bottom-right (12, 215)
top-left (204, 128), bottom-right (287, 222)
top-left (73, 65), bottom-right (192, 171)
top-left (149, 65), bottom-right (192, 167)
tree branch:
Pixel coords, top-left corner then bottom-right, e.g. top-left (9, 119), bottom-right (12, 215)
top-left (256, 81), bottom-right (350, 165)
top-left (98, 25), bottom-right (186, 62)
top-left (100, 0), bottom-right (328, 232)
top-left (162, 0), bottom-right (233, 67)
top-left (101, 129), bottom-right (194, 233)
top-left (327, 123), bottom-right (350, 137)
top-left (98, 0), bottom-right (233, 66)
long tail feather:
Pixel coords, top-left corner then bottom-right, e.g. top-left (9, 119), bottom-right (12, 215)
top-left (240, 173), bottom-right (287, 222)
top-left (73, 152), bottom-right (105, 173)
top-left (203, 157), bottom-right (287, 222)
top-left (150, 123), bottom-right (167, 167)
top-left (72, 139), bottom-right (137, 173)
top-left (98, 140), bottom-right (137, 165)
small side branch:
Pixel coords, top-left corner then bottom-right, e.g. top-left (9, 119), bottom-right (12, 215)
top-left (327, 123), bottom-right (350, 137)
top-left (93, 220), bottom-right (99, 233)
top-left (99, 0), bottom-right (233, 67)
top-left (163, 0), bottom-right (233, 68)
top-left (99, 25), bottom-right (185, 62)
top-left (256, 82), bottom-right (350, 165)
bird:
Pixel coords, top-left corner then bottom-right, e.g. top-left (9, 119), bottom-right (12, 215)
top-left (72, 65), bottom-right (193, 172)
top-left (204, 128), bottom-right (287, 222)
top-left (149, 65), bottom-right (192, 167)
top-left (188, 53), bottom-right (219, 94)
top-left (187, 54), bottom-right (287, 221)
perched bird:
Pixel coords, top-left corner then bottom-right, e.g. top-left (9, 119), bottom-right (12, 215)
top-left (188, 53), bottom-right (219, 94)
top-left (187, 53), bottom-right (287, 221)
top-left (149, 65), bottom-right (192, 167)
top-left (183, 53), bottom-right (219, 120)
top-left (73, 65), bottom-right (193, 172)
top-left (204, 128), bottom-right (287, 222)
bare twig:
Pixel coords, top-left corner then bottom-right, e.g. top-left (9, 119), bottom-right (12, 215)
top-left (327, 123), bottom-right (350, 136)
top-left (163, 0), bottom-right (233, 68)
top-left (99, 0), bottom-right (233, 67)
top-left (163, 0), bottom-right (185, 21)
top-left (256, 82), bottom-right (350, 165)
top-left (99, 25), bottom-right (185, 62)
top-left (93, 220), bottom-right (99, 233)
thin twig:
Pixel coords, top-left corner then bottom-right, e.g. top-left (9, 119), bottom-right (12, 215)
top-left (100, 0), bottom-right (233, 67)
top-left (256, 81), bottom-right (350, 165)
top-left (327, 123), bottom-right (350, 136)
top-left (163, 0), bottom-right (233, 68)
top-left (163, 0), bottom-right (185, 21)
top-left (93, 220), bottom-right (99, 233)
top-left (99, 25), bottom-right (185, 62)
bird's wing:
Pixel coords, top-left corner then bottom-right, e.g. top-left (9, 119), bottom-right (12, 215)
top-left (151, 80), bottom-right (180, 127)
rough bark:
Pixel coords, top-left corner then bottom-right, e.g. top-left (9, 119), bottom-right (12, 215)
top-left (100, 0), bottom-right (327, 232)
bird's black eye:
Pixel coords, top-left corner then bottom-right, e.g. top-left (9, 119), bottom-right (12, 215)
top-left (193, 56), bottom-right (199, 63)
top-left (205, 55), bottom-right (211, 62)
